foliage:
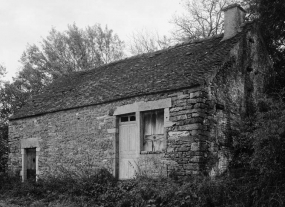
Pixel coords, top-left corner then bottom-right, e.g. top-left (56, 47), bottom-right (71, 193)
top-left (231, 97), bottom-right (285, 181)
top-left (229, 116), bottom-right (255, 172)
top-left (19, 23), bottom-right (124, 85)
top-left (228, 96), bottom-right (285, 206)
top-left (1, 166), bottom-right (284, 207)
top-left (0, 64), bottom-right (7, 88)
top-left (249, 98), bottom-right (285, 206)
top-left (38, 24), bottom-right (125, 78)
top-left (244, 0), bottom-right (285, 95)
top-left (1, 1), bottom-right (285, 206)
top-left (250, 98), bottom-right (285, 178)
top-left (0, 125), bottom-right (8, 174)
top-left (0, 168), bottom-right (124, 207)
top-left (259, 0), bottom-right (285, 95)
top-left (0, 80), bottom-right (33, 125)
top-left (2, 98), bottom-right (285, 206)
top-left (0, 24), bottom-right (125, 125)
top-left (0, 65), bottom-right (8, 125)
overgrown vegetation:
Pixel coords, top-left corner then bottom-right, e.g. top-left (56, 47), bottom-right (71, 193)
top-left (1, 97), bottom-right (285, 206)
top-left (0, 164), bottom-right (283, 206)
top-left (228, 96), bottom-right (285, 206)
top-left (0, 125), bottom-right (8, 175)
top-left (1, 0), bottom-right (285, 206)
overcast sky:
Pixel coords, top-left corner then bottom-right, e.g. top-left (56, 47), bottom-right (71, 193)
top-left (0, 0), bottom-right (184, 81)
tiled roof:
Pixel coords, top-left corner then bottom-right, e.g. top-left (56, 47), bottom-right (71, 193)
top-left (11, 24), bottom-right (252, 120)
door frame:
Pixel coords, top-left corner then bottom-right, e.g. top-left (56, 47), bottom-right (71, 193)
top-left (20, 138), bottom-right (40, 182)
top-left (118, 113), bottom-right (140, 179)
top-left (112, 98), bottom-right (172, 179)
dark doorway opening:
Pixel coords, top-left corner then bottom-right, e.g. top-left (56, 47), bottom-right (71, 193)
top-left (26, 148), bottom-right (36, 181)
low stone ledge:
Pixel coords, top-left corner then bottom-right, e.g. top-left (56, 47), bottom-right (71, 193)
top-left (177, 94), bottom-right (190, 99)
top-left (178, 123), bottom-right (203, 131)
top-left (140, 151), bottom-right (163, 154)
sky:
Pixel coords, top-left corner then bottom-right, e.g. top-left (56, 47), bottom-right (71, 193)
top-left (0, 0), bottom-right (185, 81)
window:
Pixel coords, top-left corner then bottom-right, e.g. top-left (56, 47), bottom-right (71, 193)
top-left (120, 114), bottom-right (136, 123)
top-left (142, 109), bottom-right (164, 152)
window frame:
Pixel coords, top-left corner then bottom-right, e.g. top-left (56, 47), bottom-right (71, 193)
top-left (141, 109), bottom-right (165, 152)
top-left (119, 113), bottom-right (136, 124)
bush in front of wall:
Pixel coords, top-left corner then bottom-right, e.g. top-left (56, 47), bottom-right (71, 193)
top-left (0, 168), bottom-right (284, 206)
top-left (1, 98), bottom-right (285, 206)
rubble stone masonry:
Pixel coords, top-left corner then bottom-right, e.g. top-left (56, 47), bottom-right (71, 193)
top-left (9, 86), bottom-right (219, 178)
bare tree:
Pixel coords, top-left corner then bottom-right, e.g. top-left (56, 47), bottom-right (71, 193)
top-left (171, 0), bottom-right (240, 42)
top-left (128, 30), bottom-right (172, 55)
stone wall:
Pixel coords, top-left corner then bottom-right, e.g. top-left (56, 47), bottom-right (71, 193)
top-left (165, 88), bottom-right (211, 176)
top-left (9, 87), bottom-right (213, 178)
top-left (206, 28), bottom-right (270, 176)
top-left (9, 104), bottom-right (116, 177)
top-left (8, 27), bottom-right (269, 179)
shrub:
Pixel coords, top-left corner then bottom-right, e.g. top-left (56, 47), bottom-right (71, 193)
top-left (229, 97), bottom-right (285, 206)
top-left (2, 97), bottom-right (285, 206)
top-left (0, 168), bottom-right (125, 206)
top-left (249, 98), bottom-right (285, 206)
top-left (0, 125), bottom-right (8, 174)
top-left (1, 169), bottom-right (284, 206)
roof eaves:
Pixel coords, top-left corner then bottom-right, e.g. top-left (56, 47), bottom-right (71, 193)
top-left (9, 84), bottom-right (201, 120)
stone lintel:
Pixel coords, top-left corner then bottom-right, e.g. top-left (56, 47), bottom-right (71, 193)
top-left (114, 98), bottom-right (171, 115)
top-left (21, 138), bottom-right (39, 149)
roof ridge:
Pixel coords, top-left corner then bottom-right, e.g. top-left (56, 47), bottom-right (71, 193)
top-left (11, 23), bottom-right (254, 120)
top-left (70, 34), bottom-right (225, 77)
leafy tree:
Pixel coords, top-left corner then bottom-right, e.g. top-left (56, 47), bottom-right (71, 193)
top-left (22, 23), bottom-right (125, 80)
top-left (171, 0), bottom-right (240, 41)
top-left (0, 81), bottom-right (30, 123)
top-left (0, 64), bottom-right (7, 88)
top-left (0, 65), bottom-right (8, 174)
top-left (251, 98), bottom-right (285, 179)
top-left (248, 0), bottom-right (285, 95)
top-left (0, 65), bottom-right (8, 125)
top-left (128, 30), bottom-right (172, 55)
top-left (0, 24), bottom-right (125, 124)
top-left (0, 124), bottom-right (8, 174)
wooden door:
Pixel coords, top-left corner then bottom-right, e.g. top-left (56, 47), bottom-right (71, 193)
top-left (119, 114), bottom-right (138, 179)
top-left (26, 148), bottom-right (36, 181)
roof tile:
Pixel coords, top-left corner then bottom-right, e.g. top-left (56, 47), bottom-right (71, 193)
top-left (11, 24), bottom-right (252, 120)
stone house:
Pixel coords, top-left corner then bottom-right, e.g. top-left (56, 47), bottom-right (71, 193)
top-left (8, 4), bottom-right (271, 181)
